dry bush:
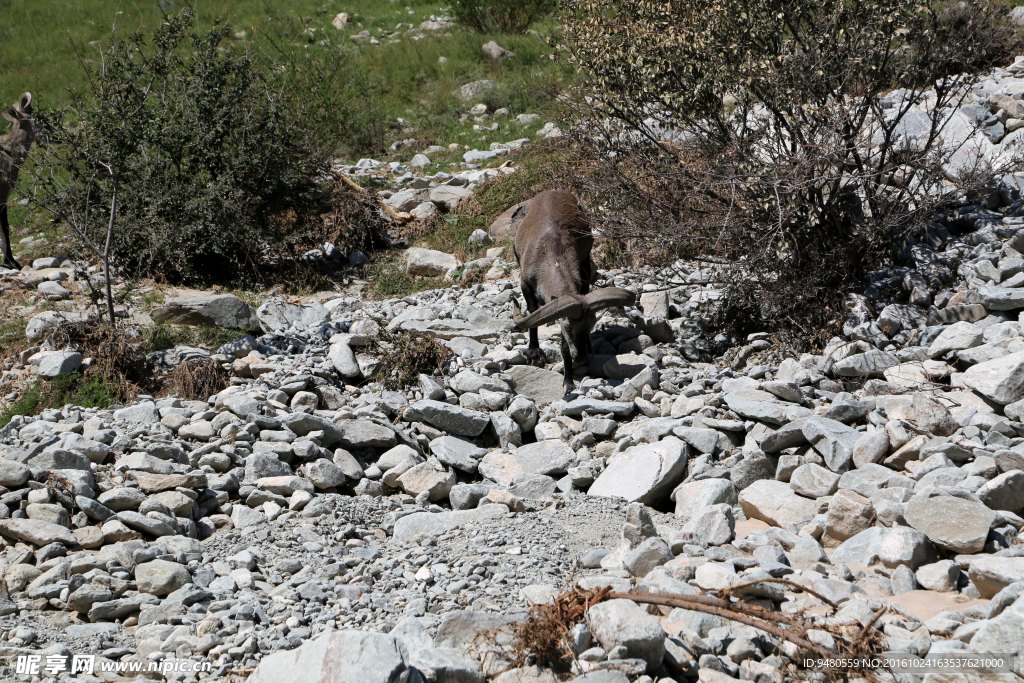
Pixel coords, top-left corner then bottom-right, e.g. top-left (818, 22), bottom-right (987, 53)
top-left (559, 0), bottom-right (1021, 349)
top-left (169, 357), bottom-right (227, 401)
top-left (371, 330), bottom-right (453, 390)
top-left (508, 585), bottom-right (610, 669)
top-left (50, 322), bottom-right (148, 403)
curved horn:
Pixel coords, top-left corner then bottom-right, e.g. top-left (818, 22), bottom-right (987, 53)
top-left (513, 296), bottom-right (584, 329)
top-left (582, 287), bottom-right (636, 311)
top-left (16, 93), bottom-right (31, 115)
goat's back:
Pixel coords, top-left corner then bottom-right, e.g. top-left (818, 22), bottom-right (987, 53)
top-left (514, 190), bottom-right (592, 299)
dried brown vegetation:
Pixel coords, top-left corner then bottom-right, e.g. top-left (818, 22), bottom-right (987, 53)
top-left (371, 329), bottom-right (453, 390)
top-left (168, 357), bottom-right (227, 401)
top-left (559, 0), bottom-right (1022, 349)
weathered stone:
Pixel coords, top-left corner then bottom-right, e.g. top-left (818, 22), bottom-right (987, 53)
top-left (824, 490), bottom-right (874, 544)
top-left (963, 351), bottom-right (1024, 404)
top-left (256, 301), bottom-right (329, 333)
top-left (802, 417), bottom-right (860, 472)
top-left (790, 464), bottom-right (841, 498)
top-left (478, 441), bottom-right (574, 487)
top-left (249, 630), bottom-right (410, 683)
top-left (672, 479), bottom-right (738, 522)
top-left (135, 560), bottom-right (192, 597)
top-left (151, 293), bottom-right (262, 331)
top-left (587, 599), bottom-right (666, 669)
top-left (392, 505), bottom-right (506, 542)
top-left (0, 518), bottom-right (77, 546)
top-left (588, 437), bottom-right (688, 504)
top-left (976, 470), bottom-right (1024, 511)
top-left (506, 365), bottom-right (566, 405)
top-left (739, 480), bottom-right (817, 528)
top-left (404, 400), bottom-right (491, 436)
top-left (915, 560), bottom-right (961, 592)
top-left (968, 557), bottom-right (1024, 598)
top-left (904, 494), bottom-right (996, 554)
top-left (336, 420), bottom-right (397, 448)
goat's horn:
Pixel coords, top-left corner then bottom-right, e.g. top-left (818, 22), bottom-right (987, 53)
top-left (16, 93), bottom-right (31, 115)
top-left (582, 287), bottom-right (636, 311)
top-left (513, 296), bottom-right (584, 329)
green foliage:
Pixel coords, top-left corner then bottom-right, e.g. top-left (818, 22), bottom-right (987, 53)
top-left (258, 22), bottom-right (387, 156)
top-left (30, 10), bottom-right (337, 286)
top-left (450, 0), bottom-right (556, 34)
top-left (0, 372), bottom-right (114, 427)
top-left (371, 329), bottom-right (453, 390)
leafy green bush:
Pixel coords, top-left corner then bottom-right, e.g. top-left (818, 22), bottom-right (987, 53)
top-left (30, 10), bottom-right (377, 286)
top-left (450, 0), bottom-right (555, 34)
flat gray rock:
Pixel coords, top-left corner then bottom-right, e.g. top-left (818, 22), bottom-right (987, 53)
top-left (393, 504), bottom-right (507, 542)
top-left (248, 630), bottom-right (410, 683)
top-left (404, 400), bottom-right (491, 436)
top-left (506, 365), bottom-right (566, 405)
top-left (589, 437), bottom-right (688, 504)
top-left (478, 440), bottom-right (574, 486)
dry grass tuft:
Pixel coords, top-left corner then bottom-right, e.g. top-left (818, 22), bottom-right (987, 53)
top-left (169, 357), bottom-right (227, 401)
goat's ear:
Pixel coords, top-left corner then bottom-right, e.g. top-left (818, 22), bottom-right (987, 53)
top-left (17, 93), bottom-right (32, 115)
top-left (2, 112), bottom-right (16, 125)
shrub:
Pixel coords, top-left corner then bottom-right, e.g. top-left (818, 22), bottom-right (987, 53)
top-left (560, 0), bottom-right (1021, 347)
top-left (450, 0), bottom-right (556, 34)
top-left (371, 330), bottom-right (453, 390)
top-left (29, 10), bottom-right (380, 287)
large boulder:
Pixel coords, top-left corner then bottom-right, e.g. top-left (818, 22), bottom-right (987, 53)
top-left (256, 301), bottom-right (330, 333)
top-left (739, 480), bottom-right (817, 528)
top-left (588, 437), bottom-right (688, 505)
top-left (830, 527), bottom-right (935, 570)
top-left (151, 293), bottom-right (262, 332)
top-left (587, 599), bottom-right (667, 669)
top-left (478, 441), bottom-right (574, 487)
top-left (968, 557), bottom-right (1024, 599)
top-left (963, 351), bottom-right (1024, 404)
top-left (249, 630), bottom-right (411, 683)
top-left (904, 493), bottom-right (996, 554)
top-left (405, 248), bottom-right (460, 276)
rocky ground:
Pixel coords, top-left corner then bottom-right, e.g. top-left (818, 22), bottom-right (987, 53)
top-left (6, 58), bottom-right (1024, 683)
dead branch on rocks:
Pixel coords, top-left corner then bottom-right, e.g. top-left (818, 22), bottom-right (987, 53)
top-left (718, 577), bottom-right (840, 610)
top-left (604, 590), bottom-right (833, 658)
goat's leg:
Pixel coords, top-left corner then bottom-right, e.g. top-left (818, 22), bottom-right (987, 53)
top-left (521, 282), bottom-right (543, 367)
top-left (560, 337), bottom-right (575, 394)
top-left (0, 204), bottom-right (20, 271)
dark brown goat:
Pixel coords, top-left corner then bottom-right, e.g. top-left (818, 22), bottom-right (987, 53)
top-left (512, 190), bottom-right (635, 393)
top-left (0, 92), bottom-right (36, 271)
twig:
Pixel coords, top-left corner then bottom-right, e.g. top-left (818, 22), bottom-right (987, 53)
top-left (857, 606), bottom-right (888, 643)
top-left (605, 590), bottom-right (833, 658)
top-left (719, 577), bottom-right (840, 610)
top-left (328, 168), bottom-right (413, 223)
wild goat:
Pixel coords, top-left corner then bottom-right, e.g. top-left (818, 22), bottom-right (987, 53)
top-left (512, 190), bottom-right (635, 393)
top-left (0, 92), bottom-right (35, 271)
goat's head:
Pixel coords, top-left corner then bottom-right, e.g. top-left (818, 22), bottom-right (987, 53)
top-left (512, 287), bottom-right (635, 360)
top-left (2, 93), bottom-right (36, 155)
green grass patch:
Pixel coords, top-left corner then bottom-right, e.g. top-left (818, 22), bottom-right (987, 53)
top-left (0, 317), bottom-right (28, 359)
top-left (364, 255), bottom-right (445, 299)
top-left (0, 371), bottom-right (115, 427)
